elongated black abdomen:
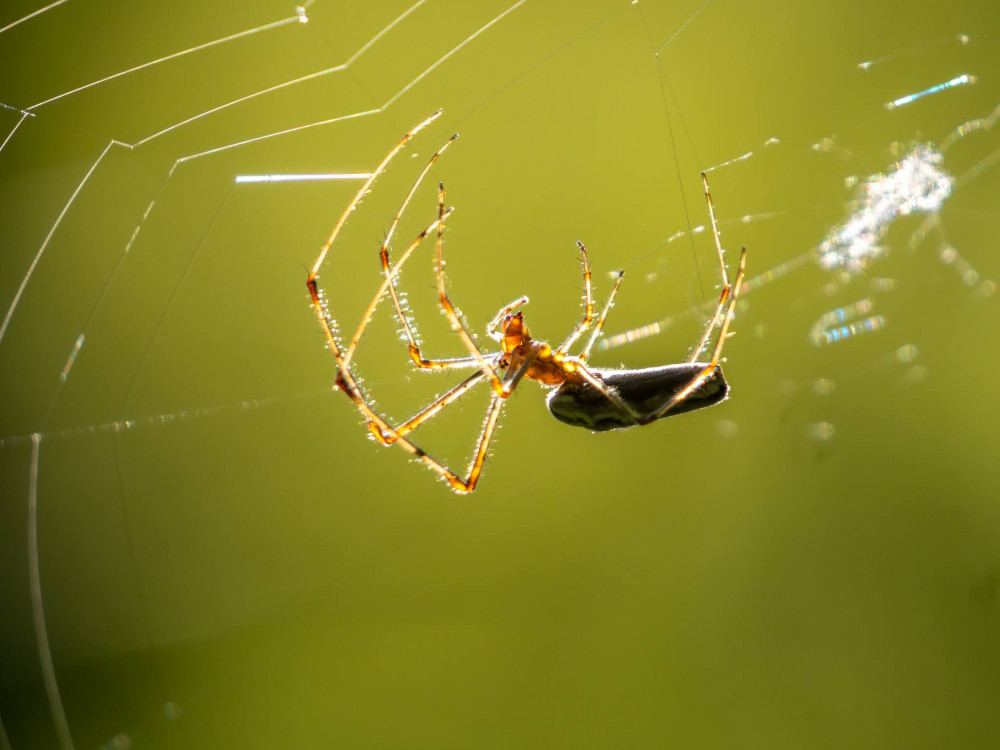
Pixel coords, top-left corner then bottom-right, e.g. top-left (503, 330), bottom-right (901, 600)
top-left (546, 363), bottom-right (729, 431)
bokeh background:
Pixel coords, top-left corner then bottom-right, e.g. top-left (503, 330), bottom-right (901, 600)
top-left (2, 0), bottom-right (999, 747)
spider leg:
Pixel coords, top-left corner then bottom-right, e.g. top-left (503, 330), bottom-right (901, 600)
top-left (647, 246), bottom-right (746, 422)
top-left (309, 110), bottom-right (442, 282)
top-left (434, 181), bottom-right (505, 393)
top-left (397, 367), bottom-right (506, 493)
top-left (570, 358), bottom-right (646, 424)
top-left (383, 366), bottom-right (494, 440)
top-left (376, 134), bottom-right (483, 371)
top-left (688, 170), bottom-right (732, 363)
top-left (487, 296), bottom-right (529, 340)
top-left (688, 286), bottom-right (730, 365)
top-left (384, 365), bottom-right (509, 494)
top-left (702, 170), bottom-right (730, 294)
top-left (371, 387), bottom-right (503, 493)
top-left (552, 247), bottom-right (745, 430)
top-left (307, 113), bottom-right (508, 493)
top-left (555, 241), bottom-right (595, 356)
top-left (499, 348), bottom-right (540, 395)
top-left (309, 275), bottom-right (502, 493)
top-left (424, 179), bottom-right (512, 491)
top-left (579, 270), bottom-right (625, 361)
top-left (458, 391), bottom-right (506, 492)
top-left (342, 210), bottom-right (454, 369)
top-left (306, 280), bottom-right (455, 481)
top-left (307, 109), bottom-right (444, 374)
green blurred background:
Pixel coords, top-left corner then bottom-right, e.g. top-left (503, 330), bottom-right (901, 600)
top-left (2, 0), bottom-right (1000, 747)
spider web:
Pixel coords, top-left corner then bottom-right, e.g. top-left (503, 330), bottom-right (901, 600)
top-left (2, 0), bottom-right (1000, 747)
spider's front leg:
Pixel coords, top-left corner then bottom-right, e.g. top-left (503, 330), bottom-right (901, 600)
top-left (359, 178), bottom-right (510, 490)
top-left (376, 134), bottom-right (487, 373)
top-left (431, 181), bottom-right (505, 394)
top-left (307, 114), bottom-right (515, 493)
top-left (649, 246), bottom-right (746, 422)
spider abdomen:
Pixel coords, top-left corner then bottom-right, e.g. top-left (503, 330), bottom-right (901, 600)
top-left (546, 363), bottom-right (729, 431)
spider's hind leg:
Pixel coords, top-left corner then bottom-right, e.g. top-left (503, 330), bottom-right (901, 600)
top-left (648, 246), bottom-right (746, 423)
top-left (688, 170), bottom-right (734, 363)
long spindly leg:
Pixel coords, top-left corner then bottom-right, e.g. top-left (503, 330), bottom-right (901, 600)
top-left (308, 262), bottom-right (453, 483)
top-left (310, 258), bottom-right (504, 494)
top-left (688, 170), bottom-right (733, 363)
top-left (579, 270), bottom-right (625, 361)
top-left (361, 365), bottom-right (492, 439)
top-left (309, 110), bottom-right (443, 283)
top-left (309, 213), bottom-right (446, 428)
top-left (435, 346), bottom-right (543, 491)
top-left (387, 364), bottom-right (508, 493)
top-left (648, 246), bottom-right (746, 422)
top-left (433, 181), bottom-right (504, 393)
top-left (306, 115), bottom-right (506, 493)
top-left (688, 284), bottom-right (730, 364)
top-left (702, 169), bottom-right (730, 294)
top-left (381, 367), bottom-right (508, 493)
top-left (307, 110), bottom-right (445, 384)
top-left (341, 367), bottom-right (504, 493)
top-left (456, 391), bottom-right (506, 493)
top-left (342, 209), bottom-right (454, 370)
top-left (377, 134), bottom-right (481, 370)
top-left (556, 241), bottom-right (595, 356)
top-left (443, 352), bottom-right (556, 492)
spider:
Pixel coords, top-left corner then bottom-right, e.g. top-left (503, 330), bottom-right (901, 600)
top-left (306, 110), bottom-right (746, 493)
